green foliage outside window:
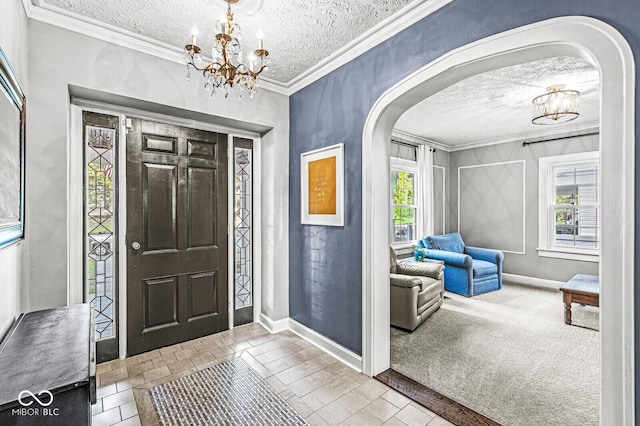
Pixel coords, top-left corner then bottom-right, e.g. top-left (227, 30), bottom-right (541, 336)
top-left (87, 162), bottom-right (114, 232)
top-left (556, 195), bottom-right (573, 204)
top-left (392, 170), bottom-right (415, 225)
top-left (86, 162), bottom-right (114, 294)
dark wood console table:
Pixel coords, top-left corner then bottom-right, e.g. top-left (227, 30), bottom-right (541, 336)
top-left (0, 304), bottom-right (96, 425)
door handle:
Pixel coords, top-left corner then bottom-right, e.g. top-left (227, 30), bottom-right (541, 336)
top-left (131, 241), bottom-right (141, 250)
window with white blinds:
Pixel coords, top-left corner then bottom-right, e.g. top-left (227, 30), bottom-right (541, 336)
top-left (538, 151), bottom-right (600, 262)
top-left (552, 164), bottom-right (599, 248)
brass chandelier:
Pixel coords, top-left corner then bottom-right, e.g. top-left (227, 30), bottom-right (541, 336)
top-left (184, 0), bottom-right (270, 99)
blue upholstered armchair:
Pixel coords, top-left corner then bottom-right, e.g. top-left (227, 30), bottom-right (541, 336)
top-left (418, 233), bottom-right (504, 297)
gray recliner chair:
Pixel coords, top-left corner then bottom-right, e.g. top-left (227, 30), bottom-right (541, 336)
top-left (390, 247), bottom-right (445, 331)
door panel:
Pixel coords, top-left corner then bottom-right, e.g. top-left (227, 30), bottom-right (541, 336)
top-left (143, 134), bottom-right (177, 154)
top-left (127, 118), bottom-right (228, 355)
top-left (145, 277), bottom-right (178, 328)
top-left (143, 164), bottom-right (178, 251)
top-left (188, 167), bottom-right (217, 247)
top-left (188, 140), bottom-right (216, 158)
top-left (188, 272), bottom-right (218, 319)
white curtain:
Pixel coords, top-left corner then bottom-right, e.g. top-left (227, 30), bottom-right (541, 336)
top-left (416, 145), bottom-right (434, 237)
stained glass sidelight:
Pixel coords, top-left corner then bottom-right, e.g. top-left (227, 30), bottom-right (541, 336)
top-left (234, 147), bottom-right (252, 309)
top-left (85, 125), bottom-right (116, 340)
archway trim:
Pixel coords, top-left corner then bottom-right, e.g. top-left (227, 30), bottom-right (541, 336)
top-left (361, 16), bottom-right (635, 425)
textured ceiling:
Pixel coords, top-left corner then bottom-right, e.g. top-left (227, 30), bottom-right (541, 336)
top-left (394, 56), bottom-right (600, 148)
top-left (33, 0), bottom-right (416, 83)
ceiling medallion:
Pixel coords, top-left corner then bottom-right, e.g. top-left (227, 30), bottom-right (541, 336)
top-left (531, 84), bottom-right (580, 125)
top-left (184, 0), bottom-right (270, 99)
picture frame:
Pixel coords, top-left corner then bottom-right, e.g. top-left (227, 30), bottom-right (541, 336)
top-left (301, 143), bottom-right (344, 226)
top-left (0, 47), bottom-right (26, 250)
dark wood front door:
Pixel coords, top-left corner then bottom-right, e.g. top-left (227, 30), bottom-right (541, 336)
top-left (126, 118), bottom-right (228, 355)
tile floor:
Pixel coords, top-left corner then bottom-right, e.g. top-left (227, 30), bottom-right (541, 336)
top-left (92, 323), bottom-right (455, 426)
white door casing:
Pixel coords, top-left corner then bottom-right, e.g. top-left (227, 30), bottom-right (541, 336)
top-left (69, 100), bottom-right (263, 358)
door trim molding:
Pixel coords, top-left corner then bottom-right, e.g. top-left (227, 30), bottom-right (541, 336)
top-left (361, 16), bottom-right (635, 425)
top-left (252, 139), bottom-right (263, 326)
top-left (68, 105), bottom-right (83, 307)
top-left (69, 105), bottom-right (123, 359)
top-left (69, 100), bottom-right (264, 359)
top-left (117, 114), bottom-right (128, 358)
top-left (228, 135), bottom-right (262, 329)
top-left (70, 98), bottom-right (262, 140)
top-left (228, 137), bottom-right (234, 327)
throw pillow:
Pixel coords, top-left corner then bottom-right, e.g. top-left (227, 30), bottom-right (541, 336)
top-left (418, 237), bottom-right (432, 249)
top-left (428, 233), bottom-right (465, 253)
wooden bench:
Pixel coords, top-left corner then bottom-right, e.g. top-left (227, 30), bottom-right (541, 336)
top-left (560, 274), bottom-right (599, 325)
top-left (0, 304), bottom-right (96, 425)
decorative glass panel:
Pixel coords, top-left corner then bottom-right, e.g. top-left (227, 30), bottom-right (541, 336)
top-left (85, 125), bottom-right (116, 340)
top-left (234, 147), bottom-right (252, 309)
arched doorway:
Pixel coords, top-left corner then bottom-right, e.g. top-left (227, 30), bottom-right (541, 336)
top-left (361, 16), bottom-right (634, 424)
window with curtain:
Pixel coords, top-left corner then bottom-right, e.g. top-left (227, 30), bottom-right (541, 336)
top-left (390, 158), bottom-right (418, 243)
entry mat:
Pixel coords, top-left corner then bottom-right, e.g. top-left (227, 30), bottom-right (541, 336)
top-left (150, 357), bottom-right (309, 426)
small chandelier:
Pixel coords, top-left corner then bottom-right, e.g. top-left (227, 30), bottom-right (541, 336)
top-left (184, 0), bottom-right (270, 99)
top-left (531, 84), bottom-right (580, 125)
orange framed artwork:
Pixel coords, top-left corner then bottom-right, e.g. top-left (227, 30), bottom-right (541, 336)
top-left (301, 143), bottom-right (344, 226)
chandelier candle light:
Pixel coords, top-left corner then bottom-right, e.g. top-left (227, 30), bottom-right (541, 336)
top-left (531, 84), bottom-right (580, 125)
top-left (184, 0), bottom-right (270, 99)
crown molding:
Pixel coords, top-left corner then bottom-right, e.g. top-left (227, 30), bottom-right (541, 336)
top-left (23, 0), bottom-right (452, 96)
top-left (391, 129), bottom-right (451, 152)
top-left (21, 0), bottom-right (289, 95)
top-left (446, 119), bottom-right (600, 152)
top-left (393, 120), bottom-right (600, 152)
top-left (20, 0), bottom-right (32, 16)
top-left (287, 0), bottom-right (453, 95)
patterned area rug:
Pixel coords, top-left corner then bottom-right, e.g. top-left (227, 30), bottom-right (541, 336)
top-left (150, 357), bottom-right (309, 426)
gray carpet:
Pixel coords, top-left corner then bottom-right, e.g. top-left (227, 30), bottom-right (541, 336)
top-left (150, 357), bottom-right (309, 426)
top-left (391, 283), bottom-right (599, 426)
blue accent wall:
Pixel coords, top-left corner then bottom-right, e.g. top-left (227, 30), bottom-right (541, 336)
top-left (289, 1), bottom-right (640, 414)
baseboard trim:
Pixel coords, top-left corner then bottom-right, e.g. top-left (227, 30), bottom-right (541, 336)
top-left (503, 273), bottom-right (564, 290)
top-left (258, 313), bottom-right (289, 334)
top-left (288, 319), bottom-right (363, 373)
top-left (257, 315), bottom-right (363, 373)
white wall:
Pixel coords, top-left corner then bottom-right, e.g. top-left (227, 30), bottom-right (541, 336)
top-left (0, 0), bottom-right (28, 337)
top-left (0, 244), bottom-right (23, 337)
top-left (26, 21), bottom-right (290, 321)
top-left (447, 134), bottom-right (600, 282)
